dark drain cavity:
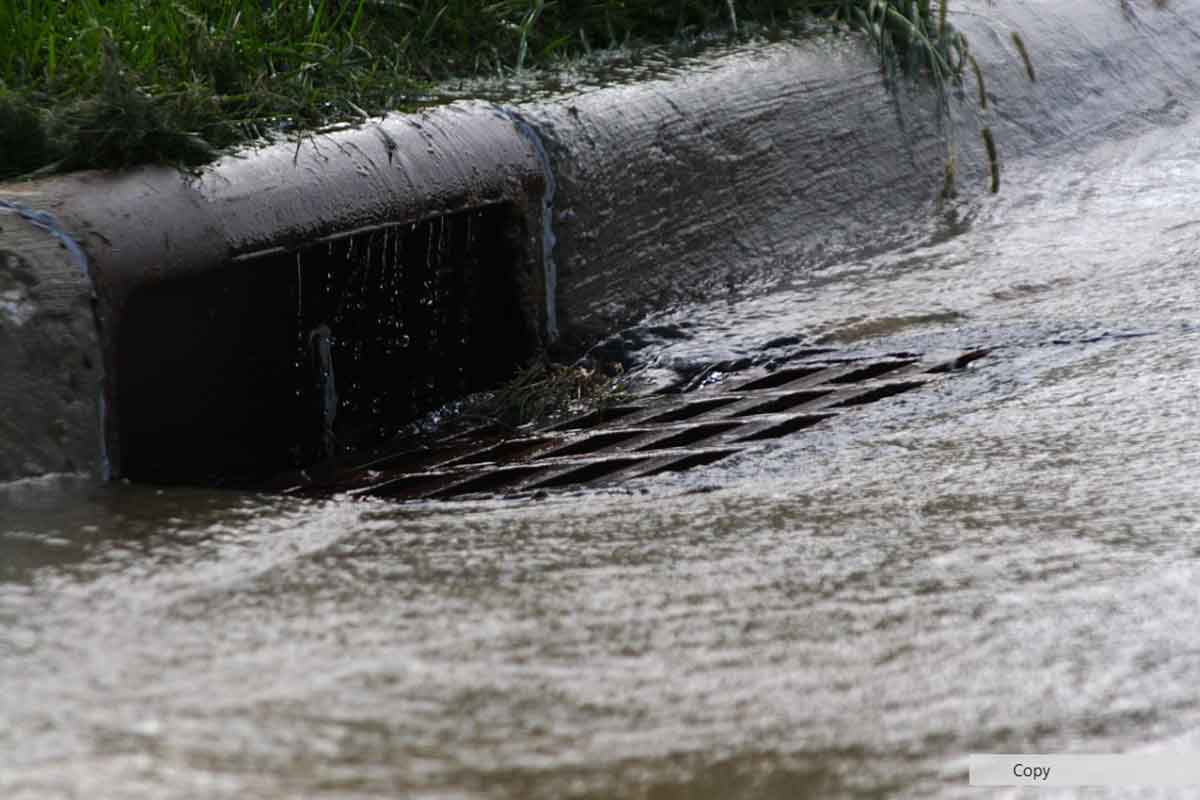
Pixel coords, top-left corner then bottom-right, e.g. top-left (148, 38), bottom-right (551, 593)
top-left (115, 204), bottom-right (536, 484)
top-left (275, 349), bottom-right (988, 502)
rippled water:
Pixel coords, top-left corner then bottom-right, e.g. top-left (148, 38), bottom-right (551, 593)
top-left (6, 56), bottom-right (1200, 800)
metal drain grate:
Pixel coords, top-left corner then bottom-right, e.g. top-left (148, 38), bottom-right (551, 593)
top-left (277, 349), bottom-right (988, 501)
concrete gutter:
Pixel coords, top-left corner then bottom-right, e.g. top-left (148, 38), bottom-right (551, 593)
top-left (2, 0), bottom-right (1198, 484)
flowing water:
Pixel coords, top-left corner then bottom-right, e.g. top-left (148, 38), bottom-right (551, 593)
top-left (7, 43), bottom-right (1200, 800)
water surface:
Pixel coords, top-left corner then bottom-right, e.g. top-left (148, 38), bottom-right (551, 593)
top-left (5, 45), bottom-right (1200, 800)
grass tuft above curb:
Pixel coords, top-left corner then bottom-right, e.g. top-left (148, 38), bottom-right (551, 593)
top-left (0, 0), bottom-right (968, 180)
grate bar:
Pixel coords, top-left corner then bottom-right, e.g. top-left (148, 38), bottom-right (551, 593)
top-left (266, 348), bottom-right (988, 501)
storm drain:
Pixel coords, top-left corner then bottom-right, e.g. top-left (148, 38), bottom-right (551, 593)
top-left (115, 203), bottom-right (537, 483)
top-left (276, 349), bottom-right (987, 501)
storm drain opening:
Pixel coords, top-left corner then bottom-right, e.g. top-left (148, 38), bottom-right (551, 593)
top-left (115, 203), bottom-right (537, 484)
top-left (267, 349), bottom-right (988, 502)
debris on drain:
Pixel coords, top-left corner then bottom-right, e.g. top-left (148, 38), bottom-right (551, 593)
top-left (270, 349), bottom-right (988, 502)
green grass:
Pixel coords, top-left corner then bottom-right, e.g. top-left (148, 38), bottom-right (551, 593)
top-left (0, 0), bottom-right (970, 180)
top-left (466, 358), bottom-right (628, 429)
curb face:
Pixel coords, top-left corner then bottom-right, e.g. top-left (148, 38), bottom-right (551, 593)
top-left (531, 0), bottom-right (1200, 346)
top-left (2, 0), bottom-right (1199, 484)
top-left (0, 210), bottom-right (102, 479)
top-left (522, 37), bottom-right (946, 342)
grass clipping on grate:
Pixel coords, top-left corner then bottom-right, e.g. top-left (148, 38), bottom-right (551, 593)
top-left (463, 360), bottom-right (628, 431)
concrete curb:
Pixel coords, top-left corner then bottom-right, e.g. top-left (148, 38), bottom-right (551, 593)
top-left (0, 208), bottom-right (102, 479)
top-left (1, 109), bottom-right (548, 482)
top-left (532, 0), bottom-right (1200, 343)
top-left (2, 0), bottom-right (1198, 483)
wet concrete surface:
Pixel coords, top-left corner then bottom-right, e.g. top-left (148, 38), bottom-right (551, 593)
top-left (5, 0), bottom-right (1198, 487)
top-left (5, 65), bottom-right (1200, 797)
top-left (0, 212), bottom-right (102, 482)
top-left (536, 0), bottom-right (1200, 343)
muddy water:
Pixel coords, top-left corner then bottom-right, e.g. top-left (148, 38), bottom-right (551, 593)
top-left (6, 83), bottom-right (1200, 800)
